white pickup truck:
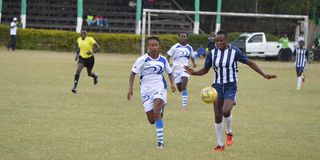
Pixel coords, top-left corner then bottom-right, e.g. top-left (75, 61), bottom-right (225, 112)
top-left (231, 32), bottom-right (295, 58)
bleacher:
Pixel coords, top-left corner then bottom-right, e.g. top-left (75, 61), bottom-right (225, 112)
top-left (1, 0), bottom-right (193, 34)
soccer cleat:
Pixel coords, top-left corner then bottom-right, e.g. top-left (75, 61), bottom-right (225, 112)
top-left (181, 107), bottom-right (187, 112)
top-left (296, 87), bottom-right (301, 90)
top-left (212, 145), bottom-right (224, 152)
top-left (71, 88), bottom-right (77, 94)
top-left (157, 142), bottom-right (165, 149)
top-left (93, 74), bottom-right (98, 85)
top-left (226, 133), bottom-right (233, 146)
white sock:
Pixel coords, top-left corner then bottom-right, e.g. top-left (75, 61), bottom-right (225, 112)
top-left (297, 76), bottom-right (302, 89)
top-left (224, 114), bottom-right (233, 134)
top-left (214, 122), bottom-right (224, 146)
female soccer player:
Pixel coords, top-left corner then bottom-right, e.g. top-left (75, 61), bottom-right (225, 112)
top-left (184, 30), bottom-right (276, 152)
top-left (167, 32), bottom-right (197, 111)
top-left (127, 36), bottom-right (176, 148)
top-left (71, 30), bottom-right (100, 94)
top-left (292, 40), bottom-right (309, 90)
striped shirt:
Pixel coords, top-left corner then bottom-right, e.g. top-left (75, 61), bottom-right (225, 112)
top-left (293, 48), bottom-right (308, 67)
top-left (204, 45), bottom-right (249, 84)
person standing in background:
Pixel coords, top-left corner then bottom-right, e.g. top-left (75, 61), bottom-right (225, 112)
top-left (7, 17), bottom-right (18, 51)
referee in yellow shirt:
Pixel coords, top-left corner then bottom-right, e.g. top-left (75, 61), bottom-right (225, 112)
top-left (72, 30), bottom-right (100, 94)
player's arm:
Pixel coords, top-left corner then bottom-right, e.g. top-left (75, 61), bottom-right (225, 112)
top-left (184, 66), bottom-right (209, 76)
top-left (185, 52), bottom-right (212, 75)
top-left (306, 50), bottom-right (310, 64)
top-left (246, 60), bottom-right (277, 80)
top-left (74, 42), bottom-right (80, 61)
top-left (93, 42), bottom-right (100, 53)
top-left (168, 73), bottom-right (176, 92)
top-left (127, 72), bottom-right (136, 101)
top-left (190, 56), bottom-right (197, 68)
top-left (166, 55), bottom-right (171, 64)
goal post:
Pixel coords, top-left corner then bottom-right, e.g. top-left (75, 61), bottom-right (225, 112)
top-left (141, 8), bottom-right (309, 55)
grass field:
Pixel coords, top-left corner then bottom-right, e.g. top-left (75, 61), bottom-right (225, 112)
top-left (1, 48), bottom-right (320, 160)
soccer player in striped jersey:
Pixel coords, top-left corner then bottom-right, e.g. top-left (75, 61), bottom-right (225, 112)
top-left (184, 30), bottom-right (276, 152)
top-left (167, 32), bottom-right (197, 111)
top-left (71, 30), bottom-right (100, 94)
top-left (127, 36), bottom-right (176, 148)
top-left (292, 40), bottom-right (309, 90)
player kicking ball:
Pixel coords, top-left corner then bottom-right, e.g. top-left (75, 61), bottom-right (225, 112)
top-left (127, 36), bottom-right (176, 148)
top-left (185, 30), bottom-right (276, 152)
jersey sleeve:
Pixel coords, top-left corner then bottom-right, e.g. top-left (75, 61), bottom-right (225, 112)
top-left (164, 58), bottom-right (173, 75)
top-left (292, 49), bottom-right (297, 57)
top-left (90, 37), bottom-right (97, 45)
top-left (305, 49), bottom-right (309, 59)
top-left (234, 47), bottom-right (249, 64)
top-left (204, 52), bottom-right (212, 69)
top-left (167, 45), bottom-right (175, 56)
top-left (131, 57), bottom-right (144, 74)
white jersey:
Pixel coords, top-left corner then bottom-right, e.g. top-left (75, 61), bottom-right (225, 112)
top-left (167, 43), bottom-right (193, 67)
top-left (10, 21), bottom-right (17, 35)
top-left (132, 54), bottom-right (173, 90)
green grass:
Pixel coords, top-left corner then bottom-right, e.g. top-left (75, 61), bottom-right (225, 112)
top-left (0, 48), bottom-right (320, 160)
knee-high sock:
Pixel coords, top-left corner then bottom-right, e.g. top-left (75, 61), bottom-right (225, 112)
top-left (297, 76), bottom-right (302, 89)
top-left (181, 90), bottom-right (188, 108)
top-left (73, 74), bottom-right (80, 88)
top-left (214, 122), bottom-right (224, 146)
top-left (155, 119), bottom-right (164, 144)
top-left (224, 114), bottom-right (233, 134)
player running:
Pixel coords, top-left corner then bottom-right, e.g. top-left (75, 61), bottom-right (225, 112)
top-left (184, 30), bottom-right (276, 152)
top-left (167, 32), bottom-right (197, 111)
top-left (127, 36), bottom-right (176, 148)
top-left (71, 30), bottom-right (100, 94)
top-left (292, 40), bottom-right (309, 90)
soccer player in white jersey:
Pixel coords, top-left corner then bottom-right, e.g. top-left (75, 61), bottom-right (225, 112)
top-left (292, 40), bottom-right (309, 90)
top-left (167, 32), bottom-right (197, 111)
top-left (184, 30), bottom-right (276, 152)
top-left (127, 36), bottom-right (176, 148)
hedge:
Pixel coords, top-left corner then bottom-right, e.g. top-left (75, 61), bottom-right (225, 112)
top-left (0, 25), bottom-right (279, 54)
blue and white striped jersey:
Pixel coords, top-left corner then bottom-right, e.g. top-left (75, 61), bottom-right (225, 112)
top-left (204, 45), bottom-right (249, 84)
top-left (293, 48), bottom-right (308, 68)
top-left (167, 43), bottom-right (193, 67)
top-left (132, 54), bottom-right (172, 89)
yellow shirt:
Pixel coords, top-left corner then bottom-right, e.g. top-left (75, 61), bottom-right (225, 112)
top-left (77, 37), bottom-right (96, 58)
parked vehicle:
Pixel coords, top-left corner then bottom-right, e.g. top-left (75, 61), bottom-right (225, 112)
top-left (231, 32), bottom-right (294, 58)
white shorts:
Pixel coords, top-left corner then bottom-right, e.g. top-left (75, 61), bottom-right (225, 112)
top-left (172, 65), bottom-right (189, 83)
top-left (141, 88), bottom-right (167, 112)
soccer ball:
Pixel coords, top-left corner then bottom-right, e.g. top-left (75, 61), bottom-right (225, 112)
top-left (201, 86), bottom-right (218, 104)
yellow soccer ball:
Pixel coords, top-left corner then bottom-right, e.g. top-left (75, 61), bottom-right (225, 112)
top-left (201, 86), bottom-right (218, 104)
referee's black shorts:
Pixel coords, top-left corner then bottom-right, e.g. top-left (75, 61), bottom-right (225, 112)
top-left (78, 55), bottom-right (95, 69)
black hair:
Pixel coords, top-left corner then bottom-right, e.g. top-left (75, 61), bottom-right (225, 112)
top-left (216, 30), bottom-right (228, 37)
top-left (178, 32), bottom-right (188, 37)
top-left (146, 36), bottom-right (160, 43)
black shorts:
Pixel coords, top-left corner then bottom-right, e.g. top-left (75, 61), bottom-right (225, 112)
top-left (78, 55), bottom-right (95, 69)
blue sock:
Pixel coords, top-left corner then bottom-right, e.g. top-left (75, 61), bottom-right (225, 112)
top-left (182, 90), bottom-right (188, 108)
top-left (155, 119), bottom-right (164, 144)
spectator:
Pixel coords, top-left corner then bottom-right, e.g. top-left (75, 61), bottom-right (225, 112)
top-left (7, 17), bottom-right (18, 51)
top-left (279, 34), bottom-right (292, 61)
top-left (129, 0), bottom-right (136, 7)
top-left (193, 45), bottom-right (207, 59)
top-left (86, 14), bottom-right (96, 26)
